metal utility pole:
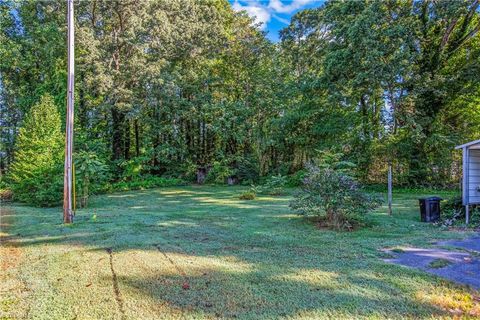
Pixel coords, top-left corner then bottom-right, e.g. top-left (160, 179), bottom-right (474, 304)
top-left (63, 0), bottom-right (74, 224)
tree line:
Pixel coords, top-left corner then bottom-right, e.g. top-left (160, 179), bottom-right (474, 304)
top-left (1, 0), bottom-right (479, 201)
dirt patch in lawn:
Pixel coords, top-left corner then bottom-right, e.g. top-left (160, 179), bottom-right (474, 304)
top-left (0, 207), bottom-right (22, 271)
top-left (0, 206), bottom-right (30, 319)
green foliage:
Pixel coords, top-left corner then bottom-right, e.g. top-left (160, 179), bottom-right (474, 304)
top-left (238, 190), bottom-right (256, 200)
top-left (236, 156), bottom-right (260, 184)
top-left (0, 188), bottom-right (13, 201)
top-left (1, 0), bottom-right (480, 194)
top-left (110, 175), bottom-right (185, 192)
top-left (205, 161), bottom-right (233, 184)
top-left (439, 194), bottom-right (480, 228)
top-left (239, 184), bottom-right (262, 200)
top-left (428, 259), bottom-right (452, 269)
top-left (287, 169), bottom-right (307, 187)
top-left (24, 165), bottom-right (64, 207)
top-left (441, 195), bottom-right (463, 213)
top-left (119, 157), bottom-right (149, 181)
top-left (314, 151), bottom-right (356, 174)
top-left (290, 164), bottom-right (382, 230)
top-left (8, 95), bottom-right (64, 206)
top-left (249, 184), bottom-right (262, 195)
top-left (264, 174), bottom-right (287, 195)
top-left (74, 151), bottom-right (109, 208)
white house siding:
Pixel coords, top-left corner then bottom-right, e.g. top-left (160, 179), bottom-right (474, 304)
top-left (468, 149), bottom-right (480, 204)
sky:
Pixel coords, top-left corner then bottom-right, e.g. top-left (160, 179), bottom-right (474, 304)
top-left (229, 0), bottom-right (324, 42)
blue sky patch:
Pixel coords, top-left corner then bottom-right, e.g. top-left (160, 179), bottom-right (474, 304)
top-left (229, 0), bottom-right (324, 42)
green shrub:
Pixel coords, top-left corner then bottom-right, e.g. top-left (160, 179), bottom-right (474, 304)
top-left (290, 164), bottom-right (382, 230)
top-left (440, 194), bottom-right (480, 227)
top-left (236, 156), bottom-right (260, 183)
top-left (264, 174), bottom-right (287, 195)
top-left (110, 175), bottom-right (185, 191)
top-left (441, 195), bottom-right (463, 213)
top-left (287, 170), bottom-right (307, 187)
top-left (26, 165), bottom-right (64, 207)
top-left (9, 164), bottom-right (63, 207)
top-left (8, 95), bottom-right (64, 206)
top-left (0, 188), bottom-right (13, 202)
top-left (206, 161), bottom-right (233, 184)
top-left (75, 151), bottom-right (109, 208)
top-left (239, 191), bottom-right (256, 200)
top-left (118, 157), bottom-right (150, 181)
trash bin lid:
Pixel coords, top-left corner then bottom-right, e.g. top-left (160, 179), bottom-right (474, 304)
top-left (419, 196), bottom-right (442, 201)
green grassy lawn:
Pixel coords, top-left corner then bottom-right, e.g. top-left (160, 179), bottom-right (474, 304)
top-left (1, 186), bottom-right (479, 319)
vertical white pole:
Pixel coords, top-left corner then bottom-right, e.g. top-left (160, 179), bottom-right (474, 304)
top-left (63, 0), bottom-right (74, 224)
top-left (388, 162), bottom-right (393, 215)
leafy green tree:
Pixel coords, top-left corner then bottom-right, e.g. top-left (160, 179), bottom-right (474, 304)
top-left (2, 0), bottom-right (479, 193)
top-left (8, 94), bottom-right (64, 206)
top-left (74, 151), bottom-right (109, 208)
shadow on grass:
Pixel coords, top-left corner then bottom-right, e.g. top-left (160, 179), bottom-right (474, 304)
top-left (2, 186), bottom-right (469, 318)
top-left (112, 266), bottom-right (444, 319)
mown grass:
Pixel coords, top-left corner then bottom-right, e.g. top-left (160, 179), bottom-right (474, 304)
top-left (1, 186), bottom-right (479, 319)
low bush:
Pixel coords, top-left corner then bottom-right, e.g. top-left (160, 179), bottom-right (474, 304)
top-left (239, 191), bottom-right (256, 200)
top-left (264, 174), bottom-right (287, 195)
top-left (440, 194), bottom-right (480, 227)
top-left (110, 175), bottom-right (185, 191)
top-left (441, 195), bottom-right (463, 213)
top-left (290, 164), bottom-right (382, 230)
top-left (0, 188), bottom-right (13, 202)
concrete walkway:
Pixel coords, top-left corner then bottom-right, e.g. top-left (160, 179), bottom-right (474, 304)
top-left (384, 235), bottom-right (480, 290)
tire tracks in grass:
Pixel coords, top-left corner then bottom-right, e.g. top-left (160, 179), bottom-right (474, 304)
top-left (105, 248), bottom-right (126, 319)
top-left (154, 244), bottom-right (190, 289)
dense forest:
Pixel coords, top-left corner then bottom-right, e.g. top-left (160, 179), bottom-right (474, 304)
top-left (1, 0), bottom-right (480, 205)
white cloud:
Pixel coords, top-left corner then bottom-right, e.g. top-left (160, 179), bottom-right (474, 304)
top-left (232, 1), bottom-right (271, 30)
top-left (268, 0), bottom-right (316, 14)
top-left (272, 13), bottom-right (290, 25)
top-left (232, 0), bottom-right (316, 31)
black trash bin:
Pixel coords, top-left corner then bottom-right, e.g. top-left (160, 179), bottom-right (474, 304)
top-left (419, 197), bottom-right (442, 222)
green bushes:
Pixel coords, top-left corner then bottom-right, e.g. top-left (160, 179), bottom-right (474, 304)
top-left (290, 164), bottom-right (382, 230)
top-left (205, 161), bottom-right (233, 184)
top-left (0, 187), bottom-right (13, 202)
top-left (24, 165), bottom-right (64, 207)
top-left (74, 151), bottom-right (109, 208)
top-left (264, 174), bottom-right (287, 195)
top-left (8, 95), bottom-right (64, 206)
top-left (239, 191), bottom-right (256, 200)
top-left (110, 175), bottom-right (185, 191)
top-left (440, 194), bottom-right (480, 227)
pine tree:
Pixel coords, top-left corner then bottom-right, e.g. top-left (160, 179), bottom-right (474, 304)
top-left (9, 94), bottom-right (64, 206)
